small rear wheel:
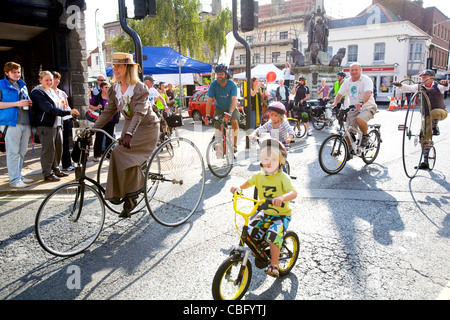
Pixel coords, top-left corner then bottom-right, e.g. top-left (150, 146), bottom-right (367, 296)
top-left (427, 145), bottom-right (436, 170)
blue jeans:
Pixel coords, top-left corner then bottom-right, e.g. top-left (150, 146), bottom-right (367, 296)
top-left (1, 124), bottom-right (31, 184)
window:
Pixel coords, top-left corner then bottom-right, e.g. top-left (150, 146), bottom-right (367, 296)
top-left (280, 31), bottom-right (288, 40)
top-left (240, 55), bottom-right (246, 65)
top-left (374, 42), bottom-right (385, 62)
top-left (246, 36), bottom-right (253, 43)
top-left (286, 51), bottom-right (292, 62)
top-left (253, 53), bottom-right (260, 64)
top-left (409, 42), bottom-right (424, 62)
top-left (347, 45), bottom-right (358, 62)
top-left (272, 52), bottom-right (280, 63)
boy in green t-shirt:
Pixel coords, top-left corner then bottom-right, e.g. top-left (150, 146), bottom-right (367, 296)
top-left (230, 139), bottom-right (297, 277)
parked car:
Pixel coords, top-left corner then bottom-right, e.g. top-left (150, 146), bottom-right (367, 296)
top-left (188, 89), bottom-right (247, 127)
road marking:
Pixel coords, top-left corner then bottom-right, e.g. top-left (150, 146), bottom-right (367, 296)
top-left (437, 280), bottom-right (450, 300)
top-left (0, 194), bottom-right (45, 202)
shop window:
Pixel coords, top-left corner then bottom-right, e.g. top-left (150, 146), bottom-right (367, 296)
top-left (380, 76), bottom-right (393, 93)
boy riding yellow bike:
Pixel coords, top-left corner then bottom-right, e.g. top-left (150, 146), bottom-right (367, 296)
top-left (230, 138), bottom-right (297, 277)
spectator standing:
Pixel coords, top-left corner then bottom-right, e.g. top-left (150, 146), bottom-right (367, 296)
top-left (89, 81), bottom-right (119, 162)
top-left (291, 75), bottom-right (312, 136)
top-left (282, 63), bottom-right (292, 88)
top-left (317, 78), bottom-right (330, 107)
top-left (0, 62), bottom-right (33, 188)
top-left (31, 71), bottom-right (79, 182)
top-left (51, 71), bottom-right (74, 171)
top-left (92, 75), bottom-right (106, 96)
top-left (275, 79), bottom-right (290, 116)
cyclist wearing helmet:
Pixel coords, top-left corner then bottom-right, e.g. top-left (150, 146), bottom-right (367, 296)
top-left (327, 71), bottom-right (346, 107)
top-left (394, 69), bottom-right (448, 169)
top-left (230, 138), bottom-right (297, 278)
top-left (291, 75), bottom-right (312, 136)
top-left (205, 64), bottom-right (239, 152)
top-left (248, 101), bottom-right (294, 145)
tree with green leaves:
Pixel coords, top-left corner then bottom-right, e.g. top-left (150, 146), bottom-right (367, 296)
top-left (109, 0), bottom-right (232, 63)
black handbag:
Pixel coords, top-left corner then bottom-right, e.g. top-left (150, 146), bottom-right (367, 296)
top-left (166, 114), bottom-right (183, 127)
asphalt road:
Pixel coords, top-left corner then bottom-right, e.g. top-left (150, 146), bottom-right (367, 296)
top-left (0, 105), bottom-right (449, 303)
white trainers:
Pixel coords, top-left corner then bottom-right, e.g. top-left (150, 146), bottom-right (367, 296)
top-left (22, 177), bottom-right (34, 183)
top-left (63, 166), bottom-right (75, 171)
top-left (10, 180), bottom-right (29, 188)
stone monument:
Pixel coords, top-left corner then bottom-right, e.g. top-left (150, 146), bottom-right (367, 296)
top-left (291, 6), bottom-right (345, 97)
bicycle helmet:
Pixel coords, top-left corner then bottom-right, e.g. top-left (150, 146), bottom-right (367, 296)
top-left (337, 72), bottom-right (346, 77)
top-left (420, 69), bottom-right (435, 77)
top-left (259, 138), bottom-right (287, 170)
top-left (214, 64), bottom-right (228, 74)
top-left (298, 74), bottom-right (306, 80)
top-left (267, 101), bottom-right (286, 115)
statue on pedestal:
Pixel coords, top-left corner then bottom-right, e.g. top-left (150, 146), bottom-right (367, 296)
top-left (306, 7), bottom-right (329, 65)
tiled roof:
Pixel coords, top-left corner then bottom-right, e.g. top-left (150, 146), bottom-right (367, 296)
top-left (328, 4), bottom-right (402, 29)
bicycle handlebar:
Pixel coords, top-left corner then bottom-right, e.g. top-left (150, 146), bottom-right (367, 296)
top-left (396, 77), bottom-right (447, 85)
top-left (232, 191), bottom-right (285, 225)
top-left (74, 127), bottom-right (119, 143)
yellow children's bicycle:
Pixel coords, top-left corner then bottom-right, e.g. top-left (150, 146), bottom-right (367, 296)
top-left (211, 191), bottom-right (300, 300)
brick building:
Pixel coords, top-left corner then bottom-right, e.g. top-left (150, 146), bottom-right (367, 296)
top-left (375, 0), bottom-right (450, 74)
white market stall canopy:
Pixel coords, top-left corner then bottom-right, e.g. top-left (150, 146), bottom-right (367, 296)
top-left (233, 63), bottom-right (284, 81)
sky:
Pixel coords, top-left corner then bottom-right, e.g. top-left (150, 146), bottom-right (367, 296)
top-left (84, 0), bottom-right (450, 51)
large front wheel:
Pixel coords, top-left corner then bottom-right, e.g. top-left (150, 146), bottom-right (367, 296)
top-left (35, 182), bottom-right (105, 257)
top-left (212, 257), bottom-right (252, 300)
top-left (402, 91), bottom-right (429, 178)
top-left (319, 134), bottom-right (348, 174)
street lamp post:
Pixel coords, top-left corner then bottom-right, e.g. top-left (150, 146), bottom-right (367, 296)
top-left (177, 59), bottom-right (186, 107)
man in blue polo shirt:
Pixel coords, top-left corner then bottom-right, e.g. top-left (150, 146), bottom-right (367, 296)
top-left (205, 64), bottom-right (239, 152)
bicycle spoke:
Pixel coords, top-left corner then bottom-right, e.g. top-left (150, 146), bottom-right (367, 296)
top-left (145, 137), bottom-right (205, 227)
